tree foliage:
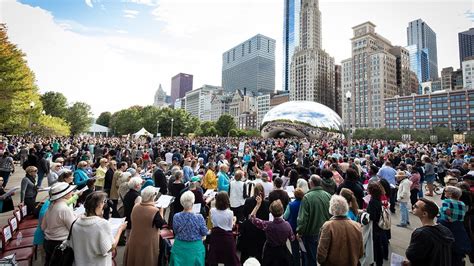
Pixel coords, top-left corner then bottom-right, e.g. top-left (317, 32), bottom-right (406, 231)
top-left (40, 91), bottom-right (68, 119)
top-left (352, 127), bottom-right (467, 143)
top-left (0, 24), bottom-right (42, 134)
top-left (109, 106), bottom-right (200, 136)
top-left (96, 112), bottom-right (112, 127)
top-left (66, 102), bottom-right (93, 135)
top-left (198, 121), bottom-right (218, 136)
top-left (34, 115), bottom-right (70, 136)
top-left (215, 114), bottom-right (236, 137)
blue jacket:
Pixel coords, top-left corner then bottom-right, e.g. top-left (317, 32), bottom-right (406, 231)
top-left (73, 168), bottom-right (89, 189)
top-left (285, 199), bottom-right (301, 233)
top-left (217, 171), bottom-right (230, 192)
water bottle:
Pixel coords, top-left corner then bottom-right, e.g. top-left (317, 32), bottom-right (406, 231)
top-left (16, 232), bottom-right (22, 246)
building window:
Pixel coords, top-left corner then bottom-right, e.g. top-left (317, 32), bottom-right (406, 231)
top-left (242, 44), bottom-right (245, 57)
top-left (232, 49), bottom-right (235, 61)
top-left (249, 41), bottom-right (251, 53)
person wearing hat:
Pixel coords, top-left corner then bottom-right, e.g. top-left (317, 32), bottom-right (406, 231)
top-left (396, 170), bottom-right (412, 227)
top-left (41, 182), bottom-right (77, 266)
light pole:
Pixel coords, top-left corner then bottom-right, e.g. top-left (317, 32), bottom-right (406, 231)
top-left (29, 101), bottom-right (35, 131)
top-left (156, 120), bottom-right (159, 137)
top-left (170, 118), bottom-right (174, 138)
top-left (345, 90), bottom-right (352, 147)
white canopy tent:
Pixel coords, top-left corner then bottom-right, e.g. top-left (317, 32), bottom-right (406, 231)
top-left (88, 123), bottom-right (110, 137)
top-left (133, 127), bottom-right (153, 138)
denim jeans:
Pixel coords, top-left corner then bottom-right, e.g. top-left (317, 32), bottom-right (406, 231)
top-left (400, 201), bottom-right (409, 225)
top-left (302, 235), bottom-right (318, 266)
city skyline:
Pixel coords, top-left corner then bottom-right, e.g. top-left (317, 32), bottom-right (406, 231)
top-left (0, 0), bottom-right (472, 115)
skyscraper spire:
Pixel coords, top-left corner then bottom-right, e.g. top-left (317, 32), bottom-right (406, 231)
top-left (300, 0), bottom-right (321, 50)
top-left (289, 0), bottom-right (336, 112)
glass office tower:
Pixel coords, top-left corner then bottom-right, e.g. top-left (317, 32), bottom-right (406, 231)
top-left (407, 19), bottom-right (438, 81)
top-left (283, 0), bottom-right (301, 91)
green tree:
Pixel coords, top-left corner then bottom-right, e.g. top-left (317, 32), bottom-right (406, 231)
top-left (109, 106), bottom-right (143, 135)
top-left (40, 91), bottom-right (68, 119)
top-left (0, 24), bottom-right (42, 134)
top-left (66, 102), bottom-right (93, 135)
top-left (96, 111), bottom-right (112, 127)
top-left (34, 115), bottom-right (70, 136)
top-left (140, 106), bottom-right (161, 134)
top-left (215, 114), bottom-right (236, 137)
top-left (199, 121), bottom-right (217, 136)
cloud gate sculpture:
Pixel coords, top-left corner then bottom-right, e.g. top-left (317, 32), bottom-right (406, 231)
top-left (260, 101), bottom-right (344, 139)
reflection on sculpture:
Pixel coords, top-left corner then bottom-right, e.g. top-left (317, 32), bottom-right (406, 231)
top-left (261, 101), bottom-right (344, 139)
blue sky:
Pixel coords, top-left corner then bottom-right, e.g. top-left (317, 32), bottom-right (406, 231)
top-left (2, 0), bottom-right (473, 116)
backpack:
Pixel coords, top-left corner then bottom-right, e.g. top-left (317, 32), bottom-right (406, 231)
top-left (378, 205), bottom-right (391, 230)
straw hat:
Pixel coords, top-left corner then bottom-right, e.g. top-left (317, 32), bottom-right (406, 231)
top-left (49, 182), bottom-right (76, 201)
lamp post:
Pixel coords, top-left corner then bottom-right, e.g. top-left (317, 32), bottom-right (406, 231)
top-left (156, 120), bottom-right (159, 137)
top-left (170, 118), bottom-right (174, 138)
top-left (29, 101), bottom-right (35, 131)
top-left (345, 90), bottom-right (352, 147)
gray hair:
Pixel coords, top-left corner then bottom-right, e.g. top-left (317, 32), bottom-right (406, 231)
top-left (260, 172), bottom-right (269, 182)
top-left (297, 178), bottom-right (309, 193)
top-left (243, 257), bottom-right (261, 266)
top-left (180, 191), bottom-right (195, 210)
top-left (444, 186), bottom-right (462, 199)
top-left (128, 177), bottom-right (143, 190)
top-left (329, 195), bottom-right (349, 216)
top-left (141, 186), bottom-right (158, 202)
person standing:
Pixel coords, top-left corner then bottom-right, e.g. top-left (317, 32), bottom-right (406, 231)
top-left (396, 170), bottom-right (412, 227)
top-left (217, 164), bottom-right (230, 193)
top-left (317, 195), bottom-right (364, 266)
top-left (283, 188), bottom-right (305, 266)
top-left (123, 186), bottom-right (166, 266)
top-left (296, 175), bottom-right (331, 266)
top-left (20, 166), bottom-right (39, 215)
top-left (71, 192), bottom-right (127, 266)
top-left (229, 170), bottom-right (247, 223)
top-left (153, 161), bottom-right (168, 195)
top-left (73, 161), bottom-right (90, 190)
top-left (94, 158), bottom-right (108, 191)
top-left (377, 161), bottom-right (397, 213)
top-left (423, 156), bottom-right (436, 197)
top-left (0, 151), bottom-right (14, 187)
top-left (405, 198), bottom-right (455, 266)
top-left (41, 182), bottom-right (77, 266)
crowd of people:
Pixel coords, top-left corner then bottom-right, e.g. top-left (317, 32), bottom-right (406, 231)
top-left (0, 135), bottom-right (473, 266)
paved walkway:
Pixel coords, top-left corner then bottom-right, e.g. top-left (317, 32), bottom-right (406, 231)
top-left (1, 165), bottom-right (442, 266)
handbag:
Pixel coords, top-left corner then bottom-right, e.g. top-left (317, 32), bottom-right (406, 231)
top-left (49, 219), bottom-right (77, 266)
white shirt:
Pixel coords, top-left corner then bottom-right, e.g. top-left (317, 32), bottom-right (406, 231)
top-left (165, 152), bottom-right (173, 164)
top-left (70, 216), bottom-right (113, 266)
top-left (210, 208), bottom-right (233, 231)
top-left (262, 182), bottom-right (274, 198)
top-left (42, 200), bottom-right (76, 241)
top-left (229, 180), bottom-right (246, 208)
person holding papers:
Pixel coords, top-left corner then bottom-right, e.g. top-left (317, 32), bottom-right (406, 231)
top-left (123, 186), bottom-right (166, 266)
top-left (170, 191), bottom-right (208, 266)
top-left (208, 191), bottom-right (240, 265)
top-left (70, 191), bottom-right (127, 266)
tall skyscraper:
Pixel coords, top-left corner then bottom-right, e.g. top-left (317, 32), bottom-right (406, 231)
top-left (283, 0), bottom-right (301, 91)
top-left (171, 73), bottom-right (193, 104)
top-left (153, 84), bottom-right (168, 108)
top-left (185, 85), bottom-right (222, 122)
top-left (459, 28), bottom-right (474, 67)
top-left (407, 19), bottom-right (438, 81)
top-left (334, 65), bottom-right (342, 116)
top-left (222, 34), bottom-right (275, 95)
top-left (289, 0), bottom-right (335, 111)
top-left (341, 22), bottom-right (398, 129)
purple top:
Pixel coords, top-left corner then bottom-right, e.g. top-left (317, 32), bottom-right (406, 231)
top-left (250, 215), bottom-right (295, 247)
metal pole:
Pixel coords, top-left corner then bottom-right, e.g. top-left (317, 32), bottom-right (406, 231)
top-left (171, 118), bottom-right (174, 138)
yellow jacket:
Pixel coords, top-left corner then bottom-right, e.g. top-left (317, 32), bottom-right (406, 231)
top-left (203, 169), bottom-right (217, 190)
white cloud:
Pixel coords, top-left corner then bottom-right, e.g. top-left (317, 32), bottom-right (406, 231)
top-left (1, 0), bottom-right (471, 117)
top-left (84, 0), bottom-right (93, 8)
top-left (123, 9), bottom-right (139, 18)
top-left (122, 0), bottom-right (157, 6)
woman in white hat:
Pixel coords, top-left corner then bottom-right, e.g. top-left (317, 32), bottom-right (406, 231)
top-left (41, 182), bottom-right (77, 266)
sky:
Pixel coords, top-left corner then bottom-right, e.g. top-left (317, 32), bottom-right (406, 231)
top-left (0, 0), bottom-right (473, 116)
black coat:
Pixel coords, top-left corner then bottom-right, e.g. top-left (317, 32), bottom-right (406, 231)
top-left (406, 224), bottom-right (454, 266)
top-left (153, 168), bottom-right (168, 195)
